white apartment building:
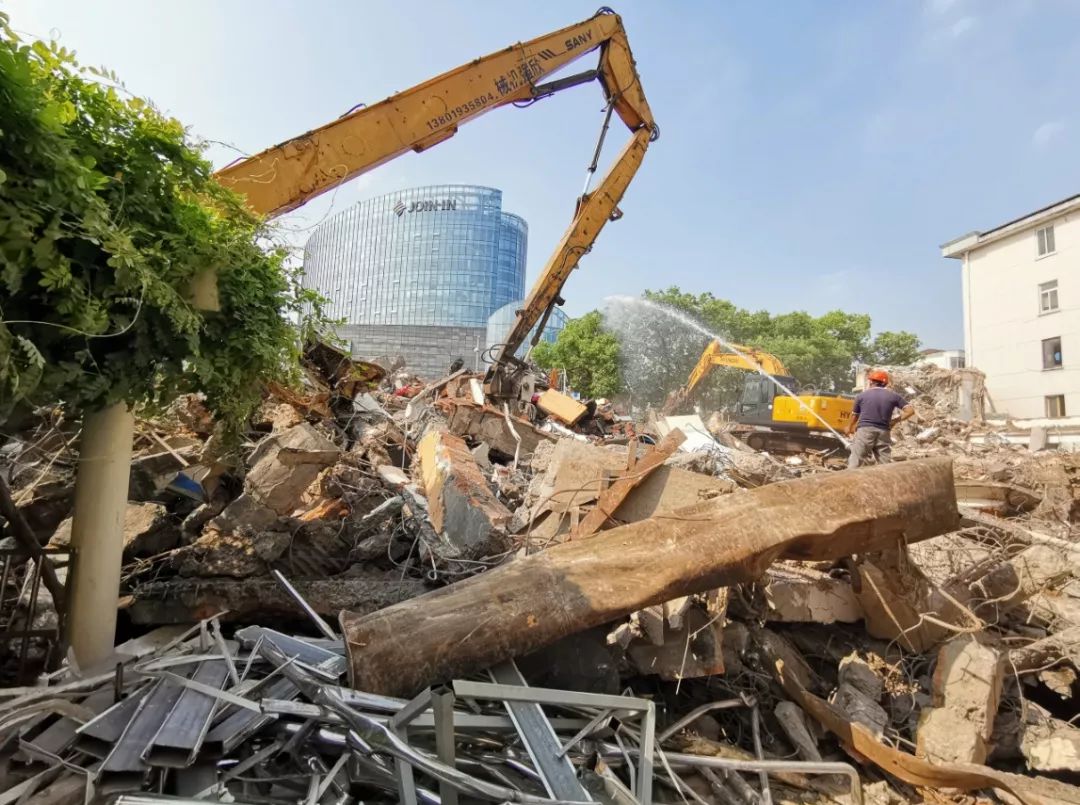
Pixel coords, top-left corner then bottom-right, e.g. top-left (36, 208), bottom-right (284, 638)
top-left (916, 348), bottom-right (966, 370)
top-left (943, 194), bottom-right (1080, 419)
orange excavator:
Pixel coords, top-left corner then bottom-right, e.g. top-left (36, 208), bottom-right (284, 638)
top-left (213, 8), bottom-right (656, 412)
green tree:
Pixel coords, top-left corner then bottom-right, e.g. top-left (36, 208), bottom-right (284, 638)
top-left (532, 311), bottom-right (620, 398)
top-left (869, 331), bottom-right (921, 366)
top-left (0, 17), bottom-right (326, 431)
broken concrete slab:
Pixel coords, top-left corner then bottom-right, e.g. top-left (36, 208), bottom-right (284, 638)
top-left (417, 429), bottom-right (511, 562)
top-left (917, 706), bottom-right (988, 767)
top-left (523, 437), bottom-right (734, 542)
top-left (445, 401), bottom-right (554, 458)
top-left (206, 493), bottom-right (280, 534)
top-left (569, 429), bottom-right (686, 539)
top-left (763, 565), bottom-right (862, 624)
top-left (1008, 626), bottom-right (1080, 672)
top-left (854, 545), bottom-right (971, 653)
top-left (128, 574), bottom-right (427, 624)
top-left (954, 480), bottom-right (1041, 516)
top-left (959, 544), bottom-right (1068, 617)
top-left (655, 414), bottom-right (720, 453)
top-left (341, 457), bottom-right (958, 696)
top-left (174, 529), bottom-right (291, 578)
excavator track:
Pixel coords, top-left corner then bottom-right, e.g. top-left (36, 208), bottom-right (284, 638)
top-left (737, 426), bottom-right (848, 456)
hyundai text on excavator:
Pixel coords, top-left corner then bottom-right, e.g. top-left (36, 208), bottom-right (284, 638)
top-left (212, 8), bottom-right (656, 416)
top-left (663, 340), bottom-right (855, 453)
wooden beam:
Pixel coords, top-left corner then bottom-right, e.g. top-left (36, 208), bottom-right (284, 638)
top-left (340, 458), bottom-right (959, 697)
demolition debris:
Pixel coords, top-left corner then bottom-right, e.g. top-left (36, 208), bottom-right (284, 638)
top-left (1, 360), bottom-right (1079, 804)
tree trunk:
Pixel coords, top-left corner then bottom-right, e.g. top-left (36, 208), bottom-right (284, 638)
top-left (341, 457), bottom-right (958, 696)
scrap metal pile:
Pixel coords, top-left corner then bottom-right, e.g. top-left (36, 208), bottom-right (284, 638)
top-left (1, 358), bottom-right (1079, 805)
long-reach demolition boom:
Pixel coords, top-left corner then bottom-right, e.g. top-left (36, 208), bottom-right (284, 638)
top-left (214, 8), bottom-right (656, 408)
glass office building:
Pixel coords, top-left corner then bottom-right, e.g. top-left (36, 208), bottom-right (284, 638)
top-left (484, 300), bottom-right (568, 364)
top-left (302, 185), bottom-right (527, 377)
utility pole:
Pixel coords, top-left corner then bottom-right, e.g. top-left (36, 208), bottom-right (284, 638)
top-left (66, 402), bottom-right (134, 667)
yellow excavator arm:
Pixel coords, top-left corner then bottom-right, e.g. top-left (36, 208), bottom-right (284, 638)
top-left (214, 9), bottom-right (653, 219)
top-left (661, 340), bottom-right (791, 416)
top-left (685, 341), bottom-right (790, 397)
top-left (213, 8), bottom-right (655, 405)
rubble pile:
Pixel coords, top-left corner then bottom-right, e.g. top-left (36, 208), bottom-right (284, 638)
top-left (0, 362), bottom-right (1079, 804)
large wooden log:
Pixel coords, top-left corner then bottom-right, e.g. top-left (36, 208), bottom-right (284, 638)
top-left (340, 458), bottom-right (958, 696)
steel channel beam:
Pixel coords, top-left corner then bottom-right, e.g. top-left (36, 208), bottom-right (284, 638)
top-left (487, 661), bottom-right (593, 803)
top-left (388, 688), bottom-right (433, 805)
top-left (452, 679), bottom-right (650, 712)
top-left (432, 690), bottom-right (459, 805)
top-left (144, 659), bottom-right (230, 767)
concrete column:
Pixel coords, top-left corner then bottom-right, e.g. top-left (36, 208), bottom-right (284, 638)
top-left (958, 373), bottom-right (975, 422)
top-left (67, 402), bottom-right (134, 668)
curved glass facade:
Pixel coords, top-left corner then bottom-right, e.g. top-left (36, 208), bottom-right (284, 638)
top-left (302, 185), bottom-right (526, 377)
top-left (485, 300), bottom-right (568, 364)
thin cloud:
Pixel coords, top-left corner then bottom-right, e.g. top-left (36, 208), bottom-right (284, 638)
top-left (925, 0), bottom-right (960, 16)
top-left (1032, 121), bottom-right (1066, 148)
top-left (949, 16), bottom-right (976, 38)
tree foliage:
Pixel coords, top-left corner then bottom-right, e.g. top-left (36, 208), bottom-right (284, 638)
top-left (0, 15), bottom-right (326, 431)
top-left (532, 312), bottom-right (620, 399)
top-left (869, 330), bottom-right (921, 366)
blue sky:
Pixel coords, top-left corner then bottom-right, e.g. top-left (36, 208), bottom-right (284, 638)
top-left (8, 0), bottom-right (1080, 349)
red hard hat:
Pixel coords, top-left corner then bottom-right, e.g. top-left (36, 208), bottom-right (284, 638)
top-left (868, 369), bottom-right (890, 384)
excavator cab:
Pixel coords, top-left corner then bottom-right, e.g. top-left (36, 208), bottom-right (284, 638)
top-left (736, 374), bottom-right (799, 427)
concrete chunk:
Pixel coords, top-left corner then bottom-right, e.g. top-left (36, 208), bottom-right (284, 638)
top-left (244, 423), bottom-right (339, 515)
top-left (625, 607), bottom-right (726, 680)
top-left (917, 706), bottom-right (986, 766)
top-left (764, 566), bottom-right (862, 624)
top-left (916, 635), bottom-right (1004, 764)
top-left (1021, 717), bottom-right (1080, 772)
top-left (376, 464), bottom-right (410, 489)
top-left (417, 430), bottom-right (511, 561)
top-left (446, 401), bottom-right (554, 458)
top-left (50, 502), bottom-right (178, 558)
top-left (933, 636), bottom-right (1003, 735)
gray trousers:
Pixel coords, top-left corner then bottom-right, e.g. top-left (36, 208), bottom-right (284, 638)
top-left (847, 426), bottom-right (892, 468)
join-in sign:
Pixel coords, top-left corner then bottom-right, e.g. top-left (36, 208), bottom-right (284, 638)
top-left (394, 199), bottom-right (458, 216)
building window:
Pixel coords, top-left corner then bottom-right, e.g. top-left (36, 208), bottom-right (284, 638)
top-left (1046, 395), bottom-right (1066, 418)
top-left (1037, 224), bottom-right (1056, 257)
top-left (948, 356), bottom-right (966, 369)
top-left (1042, 336), bottom-right (1063, 369)
top-left (1039, 280), bottom-right (1059, 314)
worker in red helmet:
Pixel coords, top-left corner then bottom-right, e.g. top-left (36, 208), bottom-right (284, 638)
top-left (846, 369), bottom-right (915, 468)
